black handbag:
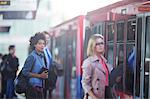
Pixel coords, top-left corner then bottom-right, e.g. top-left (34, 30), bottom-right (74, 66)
top-left (14, 55), bottom-right (35, 94)
top-left (14, 70), bottom-right (29, 94)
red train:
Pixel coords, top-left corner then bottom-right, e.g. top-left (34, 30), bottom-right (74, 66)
top-left (49, 0), bottom-right (150, 99)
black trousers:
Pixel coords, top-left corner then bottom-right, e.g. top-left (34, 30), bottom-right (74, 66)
top-left (105, 86), bottom-right (113, 99)
top-left (43, 88), bottom-right (53, 99)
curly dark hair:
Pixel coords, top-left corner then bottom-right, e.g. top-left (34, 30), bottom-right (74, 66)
top-left (29, 32), bottom-right (46, 52)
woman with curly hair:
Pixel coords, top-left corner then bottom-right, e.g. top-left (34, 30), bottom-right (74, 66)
top-left (22, 32), bottom-right (48, 99)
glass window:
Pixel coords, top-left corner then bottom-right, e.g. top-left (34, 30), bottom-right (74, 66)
top-left (127, 20), bottom-right (136, 41)
top-left (144, 16), bottom-right (150, 99)
top-left (115, 43), bottom-right (124, 91)
top-left (126, 43), bottom-right (135, 93)
top-left (84, 27), bottom-right (92, 59)
top-left (117, 22), bottom-right (124, 41)
top-left (116, 44), bottom-right (124, 67)
top-left (92, 26), bottom-right (97, 34)
top-left (55, 33), bottom-right (67, 65)
top-left (53, 28), bottom-right (77, 97)
top-left (126, 19), bottom-right (136, 95)
top-left (145, 17), bottom-right (150, 59)
top-left (126, 44), bottom-right (135, 64)
top-left (108, 24), bottom-right (114, 41)
top-left (106, 44), bottom-right (114, 67)
top-left (98, 25), bottom-right (102, 34)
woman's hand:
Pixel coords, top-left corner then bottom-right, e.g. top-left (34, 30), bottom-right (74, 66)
top-left (88, 90), bottom-right (99, 99)
top-left (39, 70), bottom-right (48, 79)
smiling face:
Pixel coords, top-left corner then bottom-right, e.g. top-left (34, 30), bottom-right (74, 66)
top-left (95, 37), bottom-right (105, 54)
top-left (34, 39), bottom-right (46, 52)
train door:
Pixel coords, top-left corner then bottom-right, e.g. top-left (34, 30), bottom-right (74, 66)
top-left (65, 28), bottom-right (77, 99)
top-left (53, 28), bottom-right (77, 99)
top-left (53, 33), bottom-right (66, 99)
top-left (126, 18), bottom-right (136, 95)
top-left (136, 12), bottom-right (150, 99)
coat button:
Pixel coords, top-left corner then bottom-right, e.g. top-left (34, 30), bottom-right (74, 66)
top-left (97, 78), bottom-right (99, 81)
top-left (97, 88), bottom-right (99, 90)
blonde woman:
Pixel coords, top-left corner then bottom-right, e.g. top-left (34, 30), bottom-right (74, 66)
top-left (81, 34), bottom-right (113, 99)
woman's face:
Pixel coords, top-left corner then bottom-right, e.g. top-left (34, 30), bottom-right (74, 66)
top-left (95, 37), bottom-right (105, 54)
top-left (35, 39), bottom-right (45, 52)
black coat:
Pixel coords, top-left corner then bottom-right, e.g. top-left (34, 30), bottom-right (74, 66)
top-left (5, 54), bottom-right (19, 79)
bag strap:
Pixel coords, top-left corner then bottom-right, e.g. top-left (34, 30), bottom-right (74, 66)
top-left (30, 55), bottom-right (36, 72)
top-left (44, 56), bottom-right (47, 68)
top-left (19, 55), bottom-right (36, 76)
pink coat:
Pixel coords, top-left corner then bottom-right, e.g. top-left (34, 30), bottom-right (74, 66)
top-left (81, 55), bottom-right (113, 99)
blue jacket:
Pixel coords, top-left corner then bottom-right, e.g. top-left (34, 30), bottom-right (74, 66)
top-left (22, 50), bottom-right (46, 87)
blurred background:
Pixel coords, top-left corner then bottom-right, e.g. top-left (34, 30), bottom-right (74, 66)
top-left (0, 0), bottom-right (120, 68)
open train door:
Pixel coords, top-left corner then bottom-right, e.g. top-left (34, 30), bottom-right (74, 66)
top-left (135, 12), bottom-right (150, 99)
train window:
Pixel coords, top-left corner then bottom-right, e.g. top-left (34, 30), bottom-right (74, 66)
top-left (98, 25), bottom-right (102, 34)
top-left (108, 24), bottom-right (114, 41)
top-left (126, 43), bottom-right (135, 64)
top-left (145, 17), bottom-right (150, 59)
top-left (144, 16), bottom-right (150, 99)
top-left (91, 23), bottom-right (103, 35)
top-left (97, 23), bottom-right (103, 35)
top-left (92, 26), bottom-right (97, 34)
top-left (127, 20), bottom-right (136, 41)
top-left (116, 44), bottom-right (124, 67)
top-left (106, 44), bottom-right (114, 67)
top-left (55, 33), bottom-right (67, 65)
top-left (66, 30), bottom-right (77, 78)
top-left (115, 43), bottom-right (124, 90)
top-left (117, 22), bottom-right (124, 41)
top-left (84, 27), bottom-right (92, 59)
top-left (125, 43), bottom-right (135, 94)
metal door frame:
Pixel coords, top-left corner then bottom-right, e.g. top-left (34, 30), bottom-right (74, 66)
top-left (144, 12), bottom-right (150, 99)
top-left (136, 12), bottom-right (150, 99)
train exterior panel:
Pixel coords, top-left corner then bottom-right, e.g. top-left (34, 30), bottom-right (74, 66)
top-left (49, 0), bottom-right (150, 99)
top-left (50, 16), bottom-right (85, 99)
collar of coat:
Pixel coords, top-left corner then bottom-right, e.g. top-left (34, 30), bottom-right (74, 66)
top-left (89, 55), bottom-right (107, 63)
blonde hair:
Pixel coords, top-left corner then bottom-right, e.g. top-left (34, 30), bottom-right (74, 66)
top-left (87, 34), bottom-right (104, 57)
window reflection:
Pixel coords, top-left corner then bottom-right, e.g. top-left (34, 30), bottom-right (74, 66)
top-left (144, 16), bottom-right (150, 99)
top-left (146, 17), bottom-right (150, 59)
top-left (108, 24), bottom-right (114, 41)
top-left (107, 44), bottom-right (114, 67)
top-left (117, 22), bottom-right (124, 41)
top-left (127, 20), bottom-right (136, 41)
top-left (116, 44), bottom-right (124, 67)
